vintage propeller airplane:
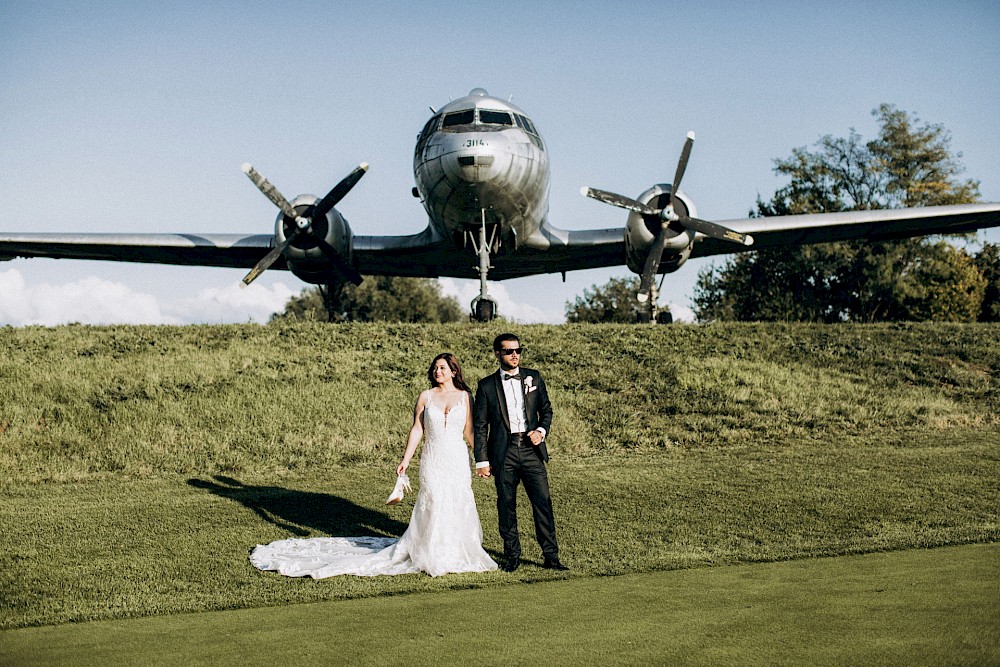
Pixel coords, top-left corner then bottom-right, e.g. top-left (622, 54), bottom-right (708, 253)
top-left (3, 87), bottom-right (1000, 322)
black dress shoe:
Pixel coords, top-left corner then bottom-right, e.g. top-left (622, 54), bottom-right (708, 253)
top-left (542, 558), bottom-right (569, 571)
top-left (500, 556), bottom-right (520, 572)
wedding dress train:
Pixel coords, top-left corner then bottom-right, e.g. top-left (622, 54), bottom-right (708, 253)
top-left (250, 395), bottom-right (497, 578)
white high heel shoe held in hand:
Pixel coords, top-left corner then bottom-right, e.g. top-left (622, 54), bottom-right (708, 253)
top-left (386, 473), bottom-right (411, 505)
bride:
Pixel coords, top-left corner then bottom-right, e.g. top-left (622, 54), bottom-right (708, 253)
top-left (250, 353), bottom-right (498, 578)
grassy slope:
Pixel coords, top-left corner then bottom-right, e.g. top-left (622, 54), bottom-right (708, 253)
top-left (2, 322), bottom-right (998, 481)
top-left (0, 322), bottom-right (998, 629)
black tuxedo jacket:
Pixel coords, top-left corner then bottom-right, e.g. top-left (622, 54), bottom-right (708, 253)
top-left (474, 367), bottom-right (553, 468)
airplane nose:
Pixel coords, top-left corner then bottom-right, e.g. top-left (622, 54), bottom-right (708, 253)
top-left (450, 153), bottom-right (496, 183)
top-left (436, 133), bottom-right (510, 184)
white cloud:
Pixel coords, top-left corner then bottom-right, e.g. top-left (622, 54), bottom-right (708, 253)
top-left (0, 269), bottom-right (294, 326)
top-left (0, 269), bottom-right (176, 325)
top-left (669, 304), bottom-right (696, 323)
top-left (0, 268), bottom-right (695, 327)
top-left (164, 282), bottom-right (297, 324)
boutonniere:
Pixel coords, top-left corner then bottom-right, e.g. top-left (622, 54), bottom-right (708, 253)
top-left (524, 376), bottom-right (536, 393)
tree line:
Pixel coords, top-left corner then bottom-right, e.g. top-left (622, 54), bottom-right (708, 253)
top-left (272, 277), bottom-right (464, 323)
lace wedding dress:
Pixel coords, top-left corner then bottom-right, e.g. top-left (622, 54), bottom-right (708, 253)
top-left (250, 394), bottom-right (497, 578)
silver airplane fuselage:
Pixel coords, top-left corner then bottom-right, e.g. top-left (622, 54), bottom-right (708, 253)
top-left (413, 88), bottom-right (549, 248)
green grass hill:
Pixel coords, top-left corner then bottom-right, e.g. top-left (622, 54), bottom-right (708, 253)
top-left (1, 322), bottom-right (997, 630)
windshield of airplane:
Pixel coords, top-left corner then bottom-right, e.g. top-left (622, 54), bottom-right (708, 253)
top-left (442, 110), bottom-right (475, 127)
top-left (441, 109), bottom-right (517, 129)
top-left (479, 110), bottom-right (513, 126)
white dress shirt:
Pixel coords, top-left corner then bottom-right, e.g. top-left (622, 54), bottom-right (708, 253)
top-left (501, 370), bottom-right (528, 434)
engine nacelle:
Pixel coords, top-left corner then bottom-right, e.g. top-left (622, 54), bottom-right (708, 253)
top-left (624, 184), bottom-right (697, 275)
top-left (277, 194), bottom-right (355, 284)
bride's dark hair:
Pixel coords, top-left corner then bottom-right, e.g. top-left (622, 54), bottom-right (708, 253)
top-left (428, 353), bottom-right (471, 393)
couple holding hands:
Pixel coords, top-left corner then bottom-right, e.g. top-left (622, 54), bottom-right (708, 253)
top-left (251, 332), bottom-right (567, 578)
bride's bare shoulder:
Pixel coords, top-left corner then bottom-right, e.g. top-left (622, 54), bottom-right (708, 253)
top-left (414, 389), bottom-right (433, 408)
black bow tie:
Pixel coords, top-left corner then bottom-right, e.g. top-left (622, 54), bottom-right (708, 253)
top-left (504, 372), bottom-right (522, 381)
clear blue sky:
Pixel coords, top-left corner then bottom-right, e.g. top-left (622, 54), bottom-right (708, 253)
top-left (2, 0), bottom-right (998, 325)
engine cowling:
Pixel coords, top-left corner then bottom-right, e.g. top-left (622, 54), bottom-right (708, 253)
top-left (277, 194), bottom-right (355, 284)
top-left (624, 184), bottom-right (697, 275)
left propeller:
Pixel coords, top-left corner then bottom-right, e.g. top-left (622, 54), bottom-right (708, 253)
top-left (241, 163), bottom-right (368, 286)
top-left (582, 131), bottom-right (754, 302)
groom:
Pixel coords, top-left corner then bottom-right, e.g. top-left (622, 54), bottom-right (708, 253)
top-left (474, 333), bottom-right (568, 572)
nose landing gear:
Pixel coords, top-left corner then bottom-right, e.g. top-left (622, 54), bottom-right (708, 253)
top-left (471, 295), bottom-right (498, 322)
top-left (470, 210), bottom-right (499, 322)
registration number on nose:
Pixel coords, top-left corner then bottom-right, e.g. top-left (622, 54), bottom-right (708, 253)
top-left (464, 139), bottom-right (488, 148)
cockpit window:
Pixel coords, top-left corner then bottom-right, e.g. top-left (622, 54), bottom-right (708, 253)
top-left (442, 110), bottom-right (475, 127)
top-left (439, 108), bottom-right (526, 134)
top-left (479, 110), bottom-right (513, 126)
top-left (513, 113), bottom-right (539, 135)
top-left (514, 113), bottom-right (543, 149)
top-left (420, 115), bottom-right (439, 137)
top-left (415, 114), bottom-right (440, 158)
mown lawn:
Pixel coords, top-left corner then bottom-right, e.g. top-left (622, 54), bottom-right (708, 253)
top-left (3, 544), bottom-right (998, 666)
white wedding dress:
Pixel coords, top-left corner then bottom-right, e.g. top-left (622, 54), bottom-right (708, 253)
top-left (250, 394), bottom-right (497, 578)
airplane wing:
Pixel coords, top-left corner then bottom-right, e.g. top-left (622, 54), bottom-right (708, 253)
top-left (689, 203), bottom-right (1000, 259)
top-left (1, 202), bottom-right (998, 281)
top-left (0, 233), bottom-right (276, 269)
top-left (439, 201), bottom-right (1000, 279)
top-left (0, 226), bottom-right (620, 281)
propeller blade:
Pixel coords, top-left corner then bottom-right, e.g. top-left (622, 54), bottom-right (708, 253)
top-left (242, 231), bottom-right (298, 286)
top-left (682, 216), bottom-right (754, 246)
top-left (313, 163), bottom-right (370, 220)
top-left (581, 187), bottom-right (658, 216)
top-left (316, 238), bottom-right (364, 286)
top-left (637, 226), bottom-right (669, 302)
top-left (669, 131), bottom-right (695, 212)
top-left (241, 163), bottom-right (300, 221)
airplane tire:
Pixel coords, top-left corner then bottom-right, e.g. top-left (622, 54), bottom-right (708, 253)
top-left (474, 299), bottom-right (496, 322)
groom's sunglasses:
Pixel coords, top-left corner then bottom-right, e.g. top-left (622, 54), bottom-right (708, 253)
top-left (497, 348), bottom-right (523, 356)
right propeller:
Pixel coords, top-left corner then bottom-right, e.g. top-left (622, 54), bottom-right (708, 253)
top-left (582, 131), bottom-right (753, 302)
top-left (241, 163), bottom-right (368, 287)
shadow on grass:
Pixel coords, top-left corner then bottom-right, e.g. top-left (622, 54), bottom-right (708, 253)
top-left (187, 475), bottom-right (408, 538)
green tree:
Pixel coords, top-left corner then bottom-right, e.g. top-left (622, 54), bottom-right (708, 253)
top-left (271, 277), bottom-right (464, 323)
top-left (973, 243), bottom-right (1000, 322)
top-left (696, 105), bottom-right (984, 323)
top-left (895, 241), bottom-right (986, 322)
top-left (566, 276), bottom-right (652, 323)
